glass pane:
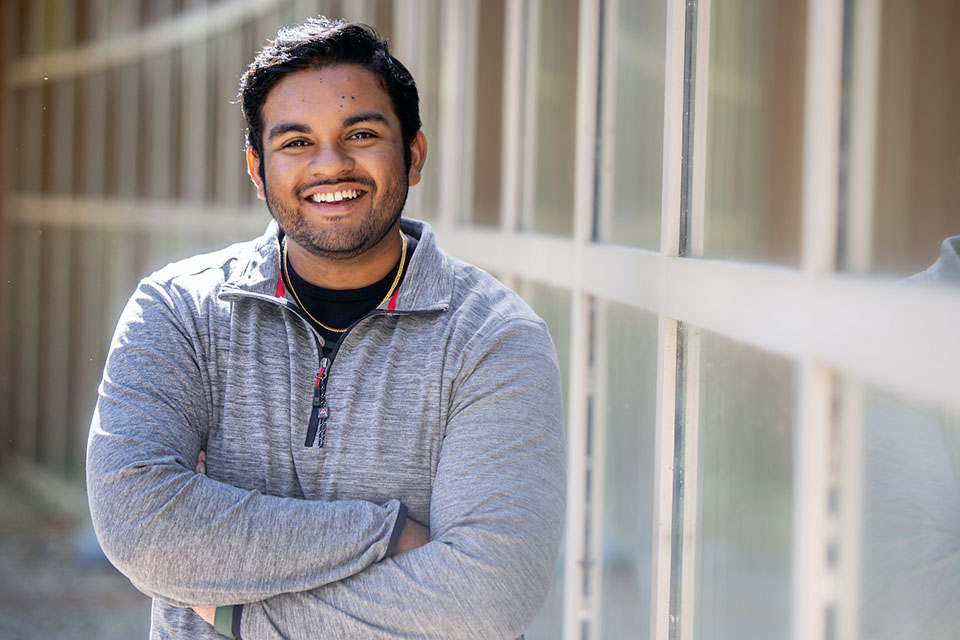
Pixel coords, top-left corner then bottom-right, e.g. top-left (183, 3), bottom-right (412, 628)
top-left (598, 300), bottom-right (659, 636)
top-left (468, 0), bottom-right (505, 226)
top-left (858, 386), bottom-right (960, 638)
top-left (412, 0), bottom-right (443, 222)
top-left (698, 1), bottom-right (807, 265)
top-left (526, 0), bottom-right (579, 236)
top-left (842, 1), bottom-right (960, 277)
top-left (517, 279), bottom-right (571, 639)
top-left (690, 327), bottom-right (795, 639)
top-left (596, 0), bottom-right (666, 249)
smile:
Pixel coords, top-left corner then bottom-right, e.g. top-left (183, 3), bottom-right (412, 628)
top-left (310, 189), bottom-right (362, 203)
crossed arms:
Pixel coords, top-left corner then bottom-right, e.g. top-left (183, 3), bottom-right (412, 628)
top-left (86, 279), bottom-right (566, 639)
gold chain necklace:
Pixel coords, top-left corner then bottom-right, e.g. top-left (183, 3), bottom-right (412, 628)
top-left (282, 230), bottom-right (407, 333)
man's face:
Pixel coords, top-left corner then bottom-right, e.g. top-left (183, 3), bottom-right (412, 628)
top-left (247, 64), bottom-right (426, 261)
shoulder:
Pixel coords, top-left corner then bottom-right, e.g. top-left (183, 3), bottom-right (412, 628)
top-left (446, 257), bottom-right (543, 332)
top-left (147, 238), bottom-right (259, 293)
top-left (139, 229), bottom-right (275, 307)
top-left (115, 229), bottom-right (277, 341)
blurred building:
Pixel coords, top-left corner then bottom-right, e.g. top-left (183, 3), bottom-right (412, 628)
top-left (1, 1), bottom-right (959, 639)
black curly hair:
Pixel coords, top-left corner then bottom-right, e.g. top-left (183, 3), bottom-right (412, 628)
top-left (239, 17), bottom-right (421, 174)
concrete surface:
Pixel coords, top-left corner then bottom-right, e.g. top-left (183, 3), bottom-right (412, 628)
top-left (0, 460), bottom-right (151, 639)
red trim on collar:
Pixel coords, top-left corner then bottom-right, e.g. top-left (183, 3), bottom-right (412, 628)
top-left (386, 287), bottom-right (400, 311)
top-left (275, 278), bottom-right (285, 299)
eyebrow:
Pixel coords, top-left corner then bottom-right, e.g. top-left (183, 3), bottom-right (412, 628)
top-left (342, 111), bottom-right (391, 129)
top-left (266, 111), bottom-right (392, 142)
top-left (267, 122), bottom-right (312, 141)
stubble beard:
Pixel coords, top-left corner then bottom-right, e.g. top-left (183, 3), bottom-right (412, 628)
top-left (265, 172), bottom-right (409, 262)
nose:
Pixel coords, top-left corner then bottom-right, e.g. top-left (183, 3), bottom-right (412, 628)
top-left (307, 141), bottom-right (355, 177)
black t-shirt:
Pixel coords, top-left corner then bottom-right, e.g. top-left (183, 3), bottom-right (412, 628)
top-left (283, 235), bottom-right (418, 356)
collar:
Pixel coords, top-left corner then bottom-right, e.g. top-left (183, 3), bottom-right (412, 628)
top-left (219, 218), bottom-right (453, 314)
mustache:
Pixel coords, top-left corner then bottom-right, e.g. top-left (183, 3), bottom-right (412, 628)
top-left (295, 177), bottom-right (375, 197)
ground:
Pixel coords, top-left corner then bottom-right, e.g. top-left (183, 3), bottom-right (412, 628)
top-left (0, 464), bottom-right (151, 639)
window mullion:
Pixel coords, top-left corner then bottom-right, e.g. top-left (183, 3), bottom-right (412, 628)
top-left (563, 0), bottom-right (602, 636)
top-left (794, 1), bottom-right (845, 640)
top-left (650, 0), bottom-right (688, 638)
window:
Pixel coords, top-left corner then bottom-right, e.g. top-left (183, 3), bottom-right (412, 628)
top-left (2, 2), bottom-right (958, 638)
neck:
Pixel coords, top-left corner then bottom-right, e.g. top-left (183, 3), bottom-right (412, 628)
top-left (285, 222), bottom-right (404, 290)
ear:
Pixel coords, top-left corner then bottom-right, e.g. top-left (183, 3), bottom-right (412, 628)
top-left (407, 131), bottom-right (427, 187)
top-left (246, 148), bottom-right (266, 200)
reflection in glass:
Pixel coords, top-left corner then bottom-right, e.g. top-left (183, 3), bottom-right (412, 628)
top-left (597, 300), bottom-right (658, 636)
top-left (413, 0), bottom-right (443, 221)
top-left (844, 1), bottom-right (960, 276)
top-left (528, 0), bottom-right (578, 236)
top-left (468, 0), bottom-right (505, 226)
top-left (691, 329), bottom-right (794, 639)
top-left (596, 0), bottom-right (666, 249)
top-left (699, 1), bottom-right (807, 265)
top-left (518, 280), bottom-right (570, 640)
top-left (860, 388), bottom-right (960, 639)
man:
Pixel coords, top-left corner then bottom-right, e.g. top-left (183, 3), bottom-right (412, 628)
top-left (86, 17), bottom-right (565, 640)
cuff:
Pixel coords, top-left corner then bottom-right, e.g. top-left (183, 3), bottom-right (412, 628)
top-left (385, 502), bottom-right (408, 557)
top-left (214, 605), bottom-right (243, 639)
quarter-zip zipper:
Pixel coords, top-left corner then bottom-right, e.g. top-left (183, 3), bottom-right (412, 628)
top-left (219, 284), bottom-right (446, 448)
top-left (305, 357), bottom-right (330, 446)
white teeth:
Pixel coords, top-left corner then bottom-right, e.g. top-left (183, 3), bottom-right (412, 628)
top-left (311, 189), bottom-right (359, 203)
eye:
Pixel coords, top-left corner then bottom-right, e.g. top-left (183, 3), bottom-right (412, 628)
top-left (282, 139), bottom-right (310, 149)
top-left (349, 131), bottom-right (376, 140)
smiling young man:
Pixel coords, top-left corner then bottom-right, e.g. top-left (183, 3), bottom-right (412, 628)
top-left (86, 17), bottom-right (565, 640)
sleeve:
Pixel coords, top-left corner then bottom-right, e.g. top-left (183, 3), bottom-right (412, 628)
top-left (238, 316), bottom-right (567, 639)
top-left (85, 277), bottom-right (407, 607)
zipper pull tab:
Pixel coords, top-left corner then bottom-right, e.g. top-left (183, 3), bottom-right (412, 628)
top-left (305, 359), bottom-right (331, 447)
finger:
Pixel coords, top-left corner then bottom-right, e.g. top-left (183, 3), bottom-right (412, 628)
top-left (196, 450), bottom-right (206, 474)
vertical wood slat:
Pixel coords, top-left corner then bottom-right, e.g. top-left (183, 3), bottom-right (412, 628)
top-left (180, 40), bottom-right (208, 202)
top-left (0, 0), bottom-right (18, 452)
top-left (145, 54), bottom-right (174, 199)
top-left (37, 76), bottom-right (76, 471)
top-left (215, 27), bottom-right (244, 204)
top-left (69, 229), bottom-right (107, 478)
top-left (17, 226), bottom-right (42, 460)
top-left (39, 228), bottom-right (72, 470)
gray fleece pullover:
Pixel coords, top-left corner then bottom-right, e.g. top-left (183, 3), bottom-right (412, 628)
top-left (86, 218), bottom-right (566, 639)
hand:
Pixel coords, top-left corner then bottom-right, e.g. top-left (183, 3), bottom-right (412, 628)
top-left (196, 450), bottom-right (206, 474)
top-left (192, 605), bottom-right (216, 626)
top-left (393, 518), bottom-right (430, 554)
